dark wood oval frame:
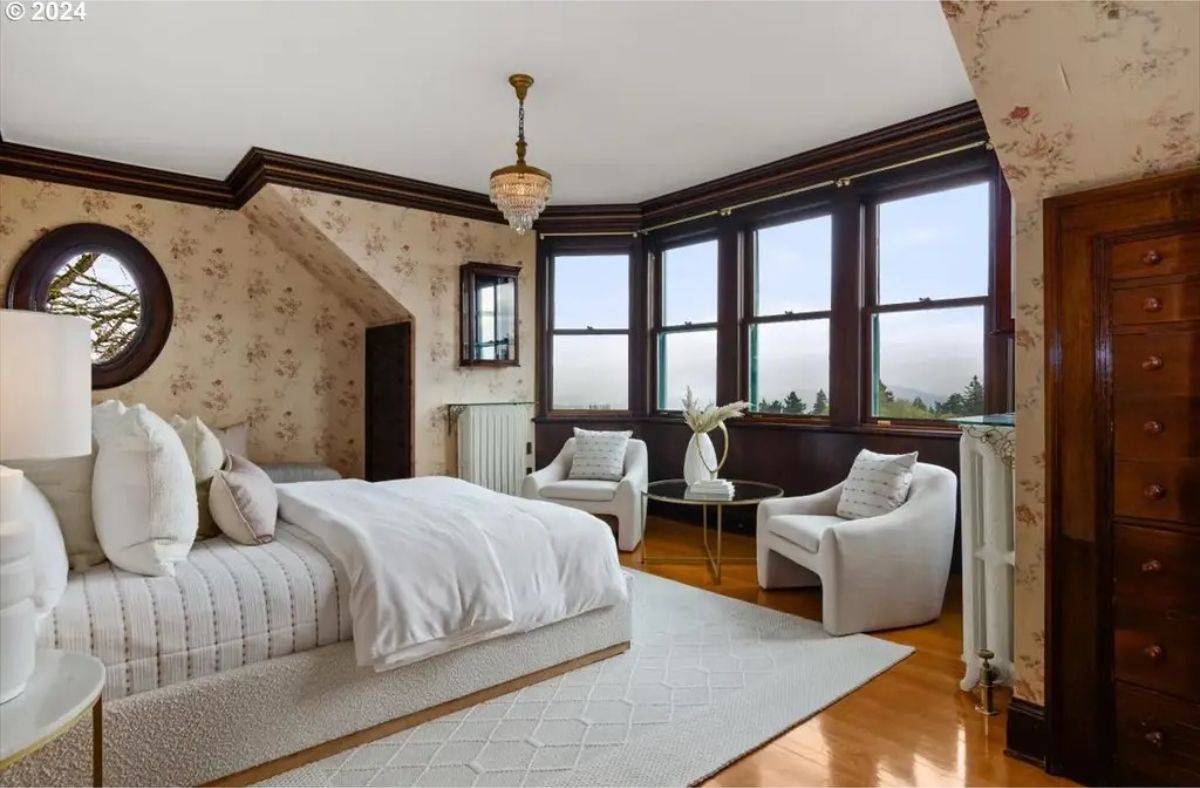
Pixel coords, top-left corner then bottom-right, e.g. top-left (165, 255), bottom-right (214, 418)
top-left (5, 223), bottom-right (173, 390)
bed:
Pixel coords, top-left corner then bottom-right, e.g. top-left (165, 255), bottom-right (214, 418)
top-left (1, 475), bottom-right (632, 787)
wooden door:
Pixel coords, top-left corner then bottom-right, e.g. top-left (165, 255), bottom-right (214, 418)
top-left (365, 321), bottom-right (413, 481)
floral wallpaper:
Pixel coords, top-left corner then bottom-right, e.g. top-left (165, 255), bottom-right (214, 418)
top-left (244, 185), bottom-right (536, 476)
top-left (942, 0), bottom-right (1200, 704)
top-left (0, 175), bottom-right (366, 477)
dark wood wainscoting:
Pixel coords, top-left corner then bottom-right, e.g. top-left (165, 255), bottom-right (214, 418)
top-left (535, 418), bottom-right (961, 556)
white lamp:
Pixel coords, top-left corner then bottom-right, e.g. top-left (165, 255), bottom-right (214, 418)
top-left (0, 309), bottom-right (92, 703)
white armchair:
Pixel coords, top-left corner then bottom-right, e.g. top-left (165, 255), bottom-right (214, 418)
top-left (522, 438), bottom-right (648, 551)
top-left (756, 462), bottom-right (957, 636)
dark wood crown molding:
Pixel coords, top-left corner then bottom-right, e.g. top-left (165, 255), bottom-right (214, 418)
top-left (638, 101), bottom-right (987, 228)
top-left (0, 138), bottom-right (236, 208)
top-left (225, 148), bottom-right (504, 222)
top-left (536, 203), bottom-right (642, 235)
top-left (0, 101), bottom-right (985, 229)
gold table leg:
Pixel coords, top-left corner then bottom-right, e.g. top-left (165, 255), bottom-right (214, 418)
top-left (93, 696), bottom-right (102, 787)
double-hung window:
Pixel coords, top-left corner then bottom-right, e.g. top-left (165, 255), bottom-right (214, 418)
top-left (549, 252), bottom-right (630, 411)
top-left (655, 238), bottom-right (719, 410)
top-left (746, 213), bottom-right (832, 417)
top-left (867, 180), bottom-right (991, 421)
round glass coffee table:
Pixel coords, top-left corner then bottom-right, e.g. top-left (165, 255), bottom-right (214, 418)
top-left (641, 479), bottom-right (783, 583)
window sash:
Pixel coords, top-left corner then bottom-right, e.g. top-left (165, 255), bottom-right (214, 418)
top-left (746, 314), bottom-right (831, 419)
top-left (863, 301), bottom-right (988, 424)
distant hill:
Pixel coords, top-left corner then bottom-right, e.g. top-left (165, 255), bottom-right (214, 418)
top-left (889, 385), bottom-right (950, 406)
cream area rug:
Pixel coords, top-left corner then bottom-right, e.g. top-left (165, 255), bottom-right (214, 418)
top-left (266, 570), bottom-right (913, 787)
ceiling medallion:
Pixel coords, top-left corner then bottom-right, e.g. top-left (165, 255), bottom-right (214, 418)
top-left (489, 73), bottom-right (552, 235)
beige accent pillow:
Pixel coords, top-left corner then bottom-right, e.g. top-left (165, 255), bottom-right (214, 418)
top-left (170, 415), bottom-right (226, 539)
top-left (7, 453), bottom-right (103, 571)
top-left (209, 454), bottom-right (277, 545)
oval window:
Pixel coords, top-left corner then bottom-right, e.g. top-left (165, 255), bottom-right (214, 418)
top-left (6, 224), bottom-right (173, 389)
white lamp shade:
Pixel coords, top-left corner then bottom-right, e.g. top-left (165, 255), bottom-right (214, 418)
top-left (0, 309), bottom-right (93, 460)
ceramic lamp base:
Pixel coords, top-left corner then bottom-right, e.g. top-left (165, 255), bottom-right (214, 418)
top-left (0, 466), bottom-right (36, 704)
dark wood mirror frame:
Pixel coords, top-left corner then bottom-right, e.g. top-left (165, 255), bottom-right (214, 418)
top-left (460, 261), bottom-right (520, 367)
top-left (6, 223), bottom-right (173, 390)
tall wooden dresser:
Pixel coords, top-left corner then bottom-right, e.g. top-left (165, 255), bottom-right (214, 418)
top-left (1046, 168), bottom-right (1200, 786)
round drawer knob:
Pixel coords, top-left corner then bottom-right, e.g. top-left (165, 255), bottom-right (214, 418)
top-left (1145, 730), bottom-right (1166, 749)
top-left (1143, 420), bottom-right (1164, 435)
top-left (1141, 250), bottom-right (1163, 266)
top-left (1144, 483), bottom-right (1167, 500)
top-left (1141, 559), bottom-right (1163, 573)
top-left (1144, 644), bottom-right (1165, 660)
top-left (1143, 296), bottom-right (1164, 312)
top-left (1142, 355), bottom-right (1164, 371)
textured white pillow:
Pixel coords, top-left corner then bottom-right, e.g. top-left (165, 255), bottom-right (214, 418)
top-left (13, 474), bottom-right (69, 627)
top-left (568, 428), bottom-right (632, 482)
top-left (171, 415), bottom-right (226, 539)
top-left (836, 449), bottom-right (918, 520)
top-left (92, 401), bottom-right (198, 576)
top-left (5, 453), bottom-right (101, 571)
top-left (212, 422), bottom-right (249, 457)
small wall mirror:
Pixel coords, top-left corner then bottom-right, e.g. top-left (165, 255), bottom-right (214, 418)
top-left (460, 262), bottom-right (520, 366)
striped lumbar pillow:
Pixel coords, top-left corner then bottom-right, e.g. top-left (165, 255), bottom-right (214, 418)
top-left (836, 449), bottom-right (918, 520)
top-left (568, 428), bottom-right (632, 482)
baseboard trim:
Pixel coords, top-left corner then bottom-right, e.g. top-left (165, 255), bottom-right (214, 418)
top-left (1005, 697), bottom-right (1047, 768)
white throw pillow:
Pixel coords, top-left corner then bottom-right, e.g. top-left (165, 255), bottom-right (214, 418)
top-left (836, 449), bottom-right (918, 520)
top-left (171, 415), bottom-right (226, 540)
top-left (212, 422), bottom-right (249, 458)
top-left (5, 453), bottom-right (101, 571)
top-left (12, 473), bottom-right (69, 627)
top-left (568, 428), bottom-right (632, 482)
top-left (92, 401), bottom-right (198, 576)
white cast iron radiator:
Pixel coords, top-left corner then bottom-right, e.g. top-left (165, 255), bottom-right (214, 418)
top-left (452, 403), bottom-right (533, 495)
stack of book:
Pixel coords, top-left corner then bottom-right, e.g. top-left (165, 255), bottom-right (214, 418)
top-left (685, 478), bottom-right (736, 501)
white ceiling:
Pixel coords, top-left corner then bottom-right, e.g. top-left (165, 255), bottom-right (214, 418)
top-left (0, 1), bottom-right (973, 204)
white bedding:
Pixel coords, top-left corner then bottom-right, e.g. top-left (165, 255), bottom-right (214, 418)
top-left (277, 476), bottom-right (629, 670)
top-left (39, 527), bottom-right (351, 699)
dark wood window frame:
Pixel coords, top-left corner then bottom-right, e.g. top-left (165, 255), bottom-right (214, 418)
top-left (538, 235), bottom-right (643, 417)
top-left (741, 204), bottom-right (835, 422)
top-left (537, 146), bottom-right (1011, 436)
top-left (859, 166), bottom-right (1002, 427)
top-left (649, 228), bottom-right (723, 413)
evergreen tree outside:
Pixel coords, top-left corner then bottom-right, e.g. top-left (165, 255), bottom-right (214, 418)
top-left (813, 388), bottom-right (829, 416)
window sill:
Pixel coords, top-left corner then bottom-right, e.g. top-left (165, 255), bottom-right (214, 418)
top-left (535, 412), bottom-right (962, 439)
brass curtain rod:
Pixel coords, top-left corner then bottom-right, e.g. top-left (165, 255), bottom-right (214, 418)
top-left (639, 139), bottom-right (991, 235)
top-left (535, 139), bottom-right (991, 239)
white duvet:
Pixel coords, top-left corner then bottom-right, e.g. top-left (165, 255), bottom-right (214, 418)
top-left (276, 476), bottom-right (628, 670)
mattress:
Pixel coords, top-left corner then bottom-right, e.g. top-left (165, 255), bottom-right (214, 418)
top-left (37, 525), bottom-right (352, 700)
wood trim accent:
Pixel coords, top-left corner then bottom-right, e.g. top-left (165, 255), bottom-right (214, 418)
top-left (1005, 697), bottom-right (1047, 769)
top-left (638, 101), bottom-right (986, 229)
top-left (538, 204), bottom-right (642, 235)
top-left (225, 148), bottom-right (504, 221)
top-left (0, 139), bottom-right (236, 208)
top-left (0, 102), bottom-right (986, 232)
top-left (206, 642), bottom-right (630, 787)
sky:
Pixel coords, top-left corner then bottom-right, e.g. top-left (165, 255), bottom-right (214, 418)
top-left (551, 181), bottom-right (990, 410)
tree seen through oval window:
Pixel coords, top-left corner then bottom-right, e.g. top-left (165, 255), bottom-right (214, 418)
top-left (45, 252), bottom-right (143, 363)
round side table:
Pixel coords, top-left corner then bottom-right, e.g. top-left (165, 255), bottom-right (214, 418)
top-left (0, 650), bottom-right (105, 786)
top-left (641, 479), bottom-right (783, 583)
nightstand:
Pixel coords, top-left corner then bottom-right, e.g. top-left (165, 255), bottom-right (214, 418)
top-left (0, 650), bottom-right (105, 786)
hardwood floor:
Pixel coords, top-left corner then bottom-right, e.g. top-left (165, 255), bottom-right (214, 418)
top-left (617, 517), bottom-right (1073, 788)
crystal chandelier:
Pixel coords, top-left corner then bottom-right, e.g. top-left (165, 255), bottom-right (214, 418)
top-left (489, 74), bottom-right (552, 235)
